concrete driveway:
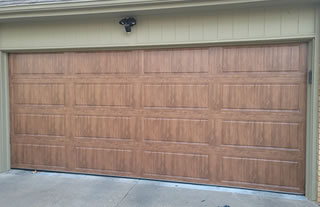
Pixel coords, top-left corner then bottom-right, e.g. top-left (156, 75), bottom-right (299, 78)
top-left (0, 170), bottom-right (317, 207)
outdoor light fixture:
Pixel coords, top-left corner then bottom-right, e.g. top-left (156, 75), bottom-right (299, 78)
top-left (119, 17), bottom-right (136, 33)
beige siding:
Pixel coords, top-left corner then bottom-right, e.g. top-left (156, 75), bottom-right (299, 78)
top-left (0, 6), bottom-right (316, 50)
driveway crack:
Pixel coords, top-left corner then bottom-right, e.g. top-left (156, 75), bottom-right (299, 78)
top-left (114, 182), bottom-right (137, 207)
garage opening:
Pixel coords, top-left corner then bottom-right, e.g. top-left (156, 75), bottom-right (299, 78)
top-left (9, 43), bottom-right (307, 194)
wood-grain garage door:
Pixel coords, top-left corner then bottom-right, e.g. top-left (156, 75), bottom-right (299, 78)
top-left (9, 43), bottom-right (307, 194)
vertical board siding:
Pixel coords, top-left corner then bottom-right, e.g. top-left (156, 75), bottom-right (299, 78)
top-left (0, 52), bottom-right (10, 172)
top-left (248, 10), bottom-right (265, 37)
top-left (0, 6), bottom-right (315, 49)
top-left (318, 53), bottom-right (320, 203)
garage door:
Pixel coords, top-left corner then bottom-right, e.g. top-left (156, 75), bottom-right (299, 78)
top-left (9, 43), bottom-right (307, 194)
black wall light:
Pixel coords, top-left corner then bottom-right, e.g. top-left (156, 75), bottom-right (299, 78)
top-left (119, 17), bottom-right (136, 33)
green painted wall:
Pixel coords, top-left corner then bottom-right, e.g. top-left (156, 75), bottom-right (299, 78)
top-left (0, 6), bottom-right (316, 50)
top-left (0, 52), bottom-right (10, 173)
top-left (0, 3), bottom-right (318, 201)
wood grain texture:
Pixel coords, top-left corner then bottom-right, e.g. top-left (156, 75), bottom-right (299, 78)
top-left (9, 43), bottom-right (307, 194)
top-left (221, 156), bottom-right (300, 191)
top-left (75, 84), bottom-right (133, 107)
top-left (75, 116), bottom-right (133, 140)
top-left (144, 49), bottom-right (209, 73)
top-left (143, 118), bottom-right (209, 144)
top-left (76, 147), bottom-right (133, 173)
top-left (222, 84), bottom-right (300, 111)
top-left (143, 151), bottom-right (209, 180)
top-left (222, 44), bottom-right (304, 72)
top-left (14, 83), bottom-right (65, 106)
top-left (143, 84), bottom-right (209, 109)
top-left (221, 120), bottom-right (299, 149)
top-left (14, 114), bottom-right (65, 137)
top-left (70, 51), bottom-right (140, 74)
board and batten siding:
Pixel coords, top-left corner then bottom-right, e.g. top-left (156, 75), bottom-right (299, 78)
top-left (0, 6), bottom-right (316, 50)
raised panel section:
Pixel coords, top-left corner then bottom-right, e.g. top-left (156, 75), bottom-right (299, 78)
top-left (75, 116), bottom-right (132, 140)
top-left (75, 84), bottom-right (133, 107)
top-left (143, 84), bottom-right (209, 109)
top-left (11, 53), bottom-right (65, 75)
top-left (14, 114), bottom-right (65, 137)
top-left (12, 144), bottom-right (66, 168)
top-left (144, 49), bottom-right (208, 73)
top-left (222, 45), bottom-right (303, 72)
top-left (143, 151), bottom-right (209, 179)
top-left (143, 118), bottom-right (209, 144)
top-left (222, 84), bottom-right (300, 111)
top-left (264, 45), bottom-right (303, 71)
top-left (76, 147), bottom-right (133, 173)
top-left (221, 157), bottom-right (300, 190)
top-left (221, 120), bottom-right (299, 149)
top-left (71, 51), bottom-right (140, 74)
top-left (14, 83), bottom-right (65, 106)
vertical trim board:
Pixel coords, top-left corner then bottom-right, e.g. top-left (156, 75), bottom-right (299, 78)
top-left (308, 5), bottom-right (320, 202)
top-left (0, 52), bottom-right (10, 173)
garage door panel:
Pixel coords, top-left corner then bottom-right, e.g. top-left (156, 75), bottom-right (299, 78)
top-left (74, 115), bottom-right (134, 140)
top-left (75, 83), bottom-right (133, 107)
top-left (219, 156), bottom-right (303, 193)
top-left (142, 151), bottom-right (209, 180)
top-left (11, 143), bottom-right (66, 168)
top-left (221, 44), bottom-right (306, 73)
top-left (13, 83), bottom-right (65, 106)
top-left (221, 83), bottom-right (300, 111)
top-left (219, 120), bottom-right (300, 150)
top-left (143, 117), bottom-right (210, 144)
top-left (143, 84), bottom-right (209, 109)
top-left (14, 113), bottom-right (65, 137)
top-left (71, 51), bottom-right (141, 74)
top-left (10, 53), bottom-right (66, 75)
top-left (144, 49), bottom-right (209, 73)
top-left (75, 147), bottom-right (134, 173)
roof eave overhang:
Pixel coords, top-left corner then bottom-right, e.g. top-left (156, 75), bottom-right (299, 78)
top-left (0, 0), bottom-right (317, 21)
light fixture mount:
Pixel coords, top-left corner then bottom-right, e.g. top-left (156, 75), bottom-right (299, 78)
top-left (119, 17), bottom-right (136, 33)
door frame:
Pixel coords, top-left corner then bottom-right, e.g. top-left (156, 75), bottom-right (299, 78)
top-left (0, 37), bottom-right (318, 200)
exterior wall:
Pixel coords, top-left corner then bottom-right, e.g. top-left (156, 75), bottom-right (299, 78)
top-left (0, 2), bottom-right (318, 201)
top-left (318, 52), bottom-right (320, 203)
top-left (318, 80), bottom-right (320, 202)
top-left (314, 7), bottom-right (320, 203)
top-left (0, 52), bottom-right (10, 173)
top-left (0, 6), bottom-right (316, 50)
